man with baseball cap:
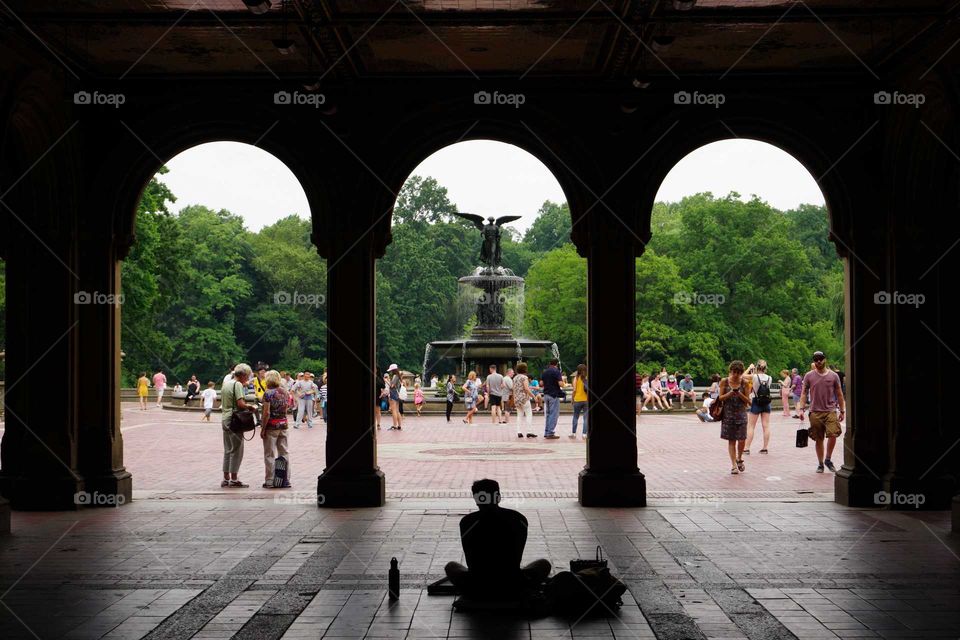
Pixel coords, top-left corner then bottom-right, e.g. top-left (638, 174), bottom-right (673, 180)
top-left (796, 351), bottom-right (846, 473)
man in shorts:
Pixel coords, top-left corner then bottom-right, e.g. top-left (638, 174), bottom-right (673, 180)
top-left (797, 351), bottom-right (846, 473)
top-left (486, 364), bottom-right (505, 424)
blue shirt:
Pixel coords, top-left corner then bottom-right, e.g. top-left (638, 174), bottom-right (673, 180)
top-left (541, 366), bottom-right (563, 398)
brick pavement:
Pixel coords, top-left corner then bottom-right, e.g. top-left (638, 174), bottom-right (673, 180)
top-left (0, 500), bottom-right (958, 639)
top-left (112, 404), bottom-right (838, 499)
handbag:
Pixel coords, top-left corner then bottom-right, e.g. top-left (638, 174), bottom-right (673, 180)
top-left (228, 382), bottom-right (258, 438)
top-left (796, 427), bottom-right (809, 448)
top-left (571, 545), bottom-right (607, 572)
top-left (709, 398), bottom-right (724, 422)
top-left (398, 384), bottom-right (408, 401)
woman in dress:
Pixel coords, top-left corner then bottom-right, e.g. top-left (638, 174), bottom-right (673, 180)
top-left (718, 360), bottom-right (751, 474)
top-left (462, 371), bottom-right (479, 424)
top-left (137, 372), bottom-right (149, 411)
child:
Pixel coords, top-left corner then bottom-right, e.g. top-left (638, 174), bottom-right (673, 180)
top-left (201, 381), bottom-right (217, 422)
top-left (414, 382), bottom-right (424, 417)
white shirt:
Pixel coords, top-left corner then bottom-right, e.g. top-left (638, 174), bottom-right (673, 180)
top-left (702, 396), bottom-right (714, 409)
top-left (751, 373), bottom-right (772, 399)
top-left (201, 388), bottom-right (217, 409)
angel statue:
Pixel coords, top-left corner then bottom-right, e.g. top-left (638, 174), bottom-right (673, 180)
top-left (454, 213), bottom-right (522, 268)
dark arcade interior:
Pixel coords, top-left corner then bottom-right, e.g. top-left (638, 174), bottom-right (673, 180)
top-left (1, 2), bottom-right (959, 639)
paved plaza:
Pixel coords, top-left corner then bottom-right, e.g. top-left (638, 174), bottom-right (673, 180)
top-left (3, 407), bottom-right (959, 640)
top-left (116, 405), bottom-right (837, 500)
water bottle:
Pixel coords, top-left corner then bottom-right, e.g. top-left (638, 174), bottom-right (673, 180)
top-left (388, 557), bottom-right (400, 600)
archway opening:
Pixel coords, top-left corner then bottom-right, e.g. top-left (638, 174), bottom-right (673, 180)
top-left (374, 139), bottom-right (588, 498)
top-left (636, 139), bottom-right (845, 500)
top-left (121, 141), bottom-right (324, 495)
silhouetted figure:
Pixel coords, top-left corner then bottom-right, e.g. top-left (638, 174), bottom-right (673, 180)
top-left (444, 479), bottom-right (551, 598)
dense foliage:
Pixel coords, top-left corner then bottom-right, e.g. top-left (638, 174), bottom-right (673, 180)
top-left (116, 173), bottom-right (843, 386)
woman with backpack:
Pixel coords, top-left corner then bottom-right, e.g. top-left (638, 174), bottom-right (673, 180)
top-left (744, 359), bottom-right (773, 455)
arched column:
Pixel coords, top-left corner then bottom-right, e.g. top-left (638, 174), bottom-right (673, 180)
top-left (576, 197), bottom-right (647, 507)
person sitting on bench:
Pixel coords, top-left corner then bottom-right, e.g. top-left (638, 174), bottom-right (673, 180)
top-left (444, 478), bottom-right (551, 598)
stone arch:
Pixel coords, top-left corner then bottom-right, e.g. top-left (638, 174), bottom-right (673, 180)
top-left (92, 106), bottom-right (337, 258)
top-left (630, 116), bottom-right (858, 259)
top-left (370, 113), bottom-right (602, 245)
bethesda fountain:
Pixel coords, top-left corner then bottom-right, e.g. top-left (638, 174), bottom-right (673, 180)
top-left (422, 213), bottom-right (557, 379)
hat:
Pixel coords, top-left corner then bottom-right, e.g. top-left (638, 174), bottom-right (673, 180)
top-left (684, 374), bottom-right (692, 379)
top-left (812, 351), bottom-right (826, 361)
top-left (387, 363), bottom-right (399, 372)
top-left (668, 375), bottom-right (676, 381)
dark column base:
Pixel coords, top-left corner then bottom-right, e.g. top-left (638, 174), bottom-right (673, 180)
top-left (0, 474), bottom-right (85, 510)
top-left (317, 470), bottom-right (385, 508)
top-left (83, 470), bottom-right (133, 507)
top-left (578, 469), bottom-right (646, 507)
top-left (834, 466), bottom-right (882, 507)
top-left (0, 497), bottom-right (9, 534)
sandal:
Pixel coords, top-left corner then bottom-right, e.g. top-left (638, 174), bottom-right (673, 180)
top-left (743, 449), bottom-right (750, 455)
top-left (518, 433), bottom-right (524, 438)
top-left (759, 449), bottom-right (768, 454)
top-left (731, 467), bottom-right (739, 475)
top-left (736, 459), bottom-right (745, 473)
top-left (229, 480), bottom-right (248, 488)
top-left (221, 480), bottom-right (230, 487)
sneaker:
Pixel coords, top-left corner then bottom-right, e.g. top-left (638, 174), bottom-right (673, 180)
top-left (816, 464), bottom-right (825, 473)
top-left (518, 433), bottom-right (524, 438)
top-left (568, 434), bottom-right (577, 439)
top-left (544, 434), bottom-right (560, 439)
top-left (526, 433), bottom-right (538, 438)
top-left (824, 459), bottom-right (836, 472)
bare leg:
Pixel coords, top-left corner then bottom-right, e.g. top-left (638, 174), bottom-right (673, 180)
top-left (761, 412), bottom-right (771, 449)
top-left (815, 439), bottom-right (825, 463)
top-left (826, 436), bottom-right (837, 460)
top-left (745, 412), bottom-right (759, 451)
top-left (728, 440), bottom-right (737, 467)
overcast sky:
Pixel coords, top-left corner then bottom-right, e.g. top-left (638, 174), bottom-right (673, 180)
top-left (159, 139), bottom-right (825, 233)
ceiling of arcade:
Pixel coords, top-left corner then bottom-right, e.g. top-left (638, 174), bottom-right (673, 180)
top-left (1, 1), bottom-right (954, 81)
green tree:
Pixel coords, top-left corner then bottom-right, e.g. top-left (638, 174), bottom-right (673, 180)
top-left (393, 175), bottom-right (459, 225)
top-left (523, 245), bottom-right (587, 367)
top-left (523, 200), bottom-right (572, 253)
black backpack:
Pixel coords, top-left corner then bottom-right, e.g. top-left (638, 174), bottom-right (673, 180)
top-left (755, 375), bottom-right (772, 407)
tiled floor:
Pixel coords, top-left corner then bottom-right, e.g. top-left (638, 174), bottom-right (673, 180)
top-left (1, 499), bottom-right (957, 639)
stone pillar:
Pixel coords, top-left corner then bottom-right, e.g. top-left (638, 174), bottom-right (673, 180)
top-left (834, 251), bottom-right (888, 507)
top-left (75, 230), bottom-right (132, 505)
top-left (578, 222), bottom-right (646, 507)
top-left (0, 226), bottom-right (84, 510)
top-left (316, 232), bottom-right (385, 507)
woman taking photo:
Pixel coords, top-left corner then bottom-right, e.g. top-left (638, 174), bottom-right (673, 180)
top-left (512, 362), bottom-right (536, 438)
top-left (445, 374), bottom-right (458, 423)
top-left (387, 364), bottom-right (402, 430)
top-left (718, 360), bottom-right (751, 474)
top-left (779, 369), bottom-right (792, 417)
top-left (462, 371), bottom-right (479, 424)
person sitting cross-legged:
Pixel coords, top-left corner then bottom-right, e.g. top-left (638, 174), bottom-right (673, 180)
top-left (444, 479), bottom-right (551, 599)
